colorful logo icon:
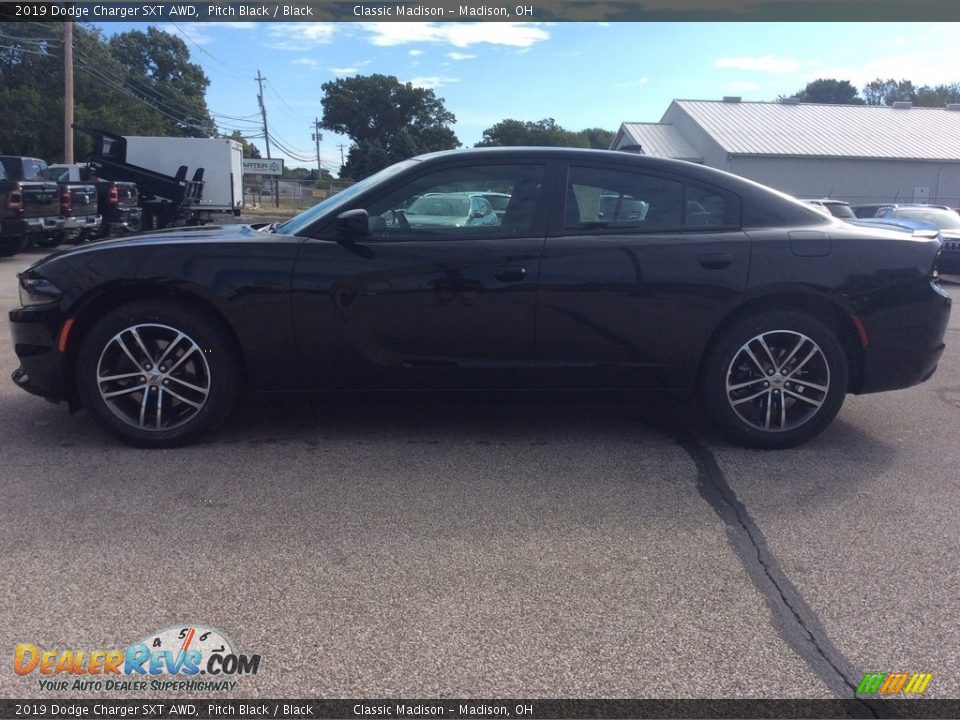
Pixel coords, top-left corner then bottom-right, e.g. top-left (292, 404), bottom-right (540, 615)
top-left (14, 625), bottom-right (260, 691)
top-left (856, 672), bottom-right (932, 696)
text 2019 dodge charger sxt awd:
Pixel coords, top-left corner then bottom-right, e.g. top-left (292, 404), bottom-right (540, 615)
top-left (9, 148), bottom-right (951, 448)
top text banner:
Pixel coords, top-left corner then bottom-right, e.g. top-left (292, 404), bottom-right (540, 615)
top-left (5, 0), bottom-right (960, 22)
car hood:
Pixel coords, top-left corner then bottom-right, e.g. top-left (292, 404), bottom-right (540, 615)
top-left (27, 224), bottom-right (297, 269)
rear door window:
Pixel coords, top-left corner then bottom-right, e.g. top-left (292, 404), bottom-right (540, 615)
top-left (563, 166), bottom-right (740, 233)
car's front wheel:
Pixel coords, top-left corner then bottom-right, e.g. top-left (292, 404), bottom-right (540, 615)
top-left (75, 300), bottom-right (239, 447)
top-left (701, 311), bottom-right (849, 449)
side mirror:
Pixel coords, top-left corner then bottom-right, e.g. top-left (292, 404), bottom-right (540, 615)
top-left (336, 209), bottom-right (369, 240)
top-left (470, 211), bottom-right (484, 219)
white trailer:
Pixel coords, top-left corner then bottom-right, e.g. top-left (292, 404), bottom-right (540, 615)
top-left (121, 136), bottom-right (243, 221)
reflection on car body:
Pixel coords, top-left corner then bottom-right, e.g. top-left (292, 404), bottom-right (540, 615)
top-left (401, 192), bottom-right (500, 228)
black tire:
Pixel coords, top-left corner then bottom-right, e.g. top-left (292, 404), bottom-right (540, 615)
top-left (35, 232), bottom-right (64, 249)
top-left (75, 300), bottom-right (239, 448)
top-left (0, 235), bottom-right (29, 257)
top-left (700, 311), bottom-right (849, 449)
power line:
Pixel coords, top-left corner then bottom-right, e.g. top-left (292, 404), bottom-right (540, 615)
top-left (168, 22), bottom-right (254, 81)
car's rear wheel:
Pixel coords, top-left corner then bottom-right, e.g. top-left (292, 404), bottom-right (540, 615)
top-left (701, 311), bottom-right (849, 449)
top-left (35, 233), bottom-right (64, 249)
top-left (75, 300), bottom-right (239, 447)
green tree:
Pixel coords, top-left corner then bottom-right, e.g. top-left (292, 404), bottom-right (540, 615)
top-left (320, 74), bottom-right (459, 179)
top-left (0, 23), bottom-right (217, 161)
top-left (0, 26), bottom-right (62, 158)
top-left (863, 78), bottom-right (916, 106)
top-left (861, 78), bottom-right (960, 107)
top-left (913, 83), bottom-right (960, 107)
top-left (476, 118), bottom-right (615, 148)
top-left (784, 79), bottom-right (864, 105)
top-left (107, 27), bottom-right (216, 137)
top-left (574, 127), bottom-right (616, 149)
top-left (282, 166), bottom-right (334, 182)
top-left (477, 118), bottom-right (573, 146)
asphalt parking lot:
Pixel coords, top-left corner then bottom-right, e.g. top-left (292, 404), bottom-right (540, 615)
top-left (1, 244), bottom-right (958, 701)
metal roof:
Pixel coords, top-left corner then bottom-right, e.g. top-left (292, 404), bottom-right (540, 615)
top-left (612, 123), bottom-right (703, 161)
top-left (668, 100), bottom-right (960, 160)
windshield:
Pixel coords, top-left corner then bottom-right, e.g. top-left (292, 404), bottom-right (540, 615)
top-left (891, 207), bottom-right (960, 230)
top-left (275, 159), bottom-right (419, 236)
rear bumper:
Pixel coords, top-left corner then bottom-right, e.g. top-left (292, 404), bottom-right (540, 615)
top-left (61, 214), bottom-right (102, 231)
top-left (858, 279), bottom-right (951, 394)
top-left (1, 215), bottom-right (63, 236)
top-left (103, 207), bottom-right (142, 234)
top-left (8, 303), bottom-right (69, 403)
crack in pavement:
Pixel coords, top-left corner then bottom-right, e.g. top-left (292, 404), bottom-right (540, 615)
top-left (649, 412), bottom-right (883, 717)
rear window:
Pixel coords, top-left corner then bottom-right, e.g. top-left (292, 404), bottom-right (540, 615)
top-left (21, 158), bottom-right (47, 181)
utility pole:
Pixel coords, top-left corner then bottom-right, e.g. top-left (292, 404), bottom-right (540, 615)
top-left (311, 118), bottom-right (322, 179)
top-left (255, 69), bottom-right (278, 207)
top-left (63, 20), bottom-right (74, 163)
top-left (337, 144), bottom-right (346, 168)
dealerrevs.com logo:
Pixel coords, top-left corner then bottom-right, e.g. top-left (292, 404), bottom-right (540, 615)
top-left (14, 625), bottom-right (261, 692)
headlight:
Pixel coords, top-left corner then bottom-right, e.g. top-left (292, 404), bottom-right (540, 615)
top-left (18, 275), bottom-right (63, 307)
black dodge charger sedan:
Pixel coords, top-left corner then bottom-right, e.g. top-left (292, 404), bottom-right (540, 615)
top-left (9, 148), bottom-right (951, 448)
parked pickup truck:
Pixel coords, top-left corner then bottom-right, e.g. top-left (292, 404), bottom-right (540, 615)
top-left (48, 163), bottom-right (140, 239)
top-left (0, 156), bottom-right (62, 256)
top-left (39, 177), bottom-right (101, 248)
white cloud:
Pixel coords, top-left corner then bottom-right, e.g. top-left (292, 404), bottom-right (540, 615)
top-left (406, 76), bottom-right (460, 89)
top-left (409, 49), bottom-right (423, 56)
top-left (714, 55), bottom-right (811, 74)
top-left (330, 66), bottom-right (359, 74)
top-left (812, 49), bottom-right (960, 88)
top-left (293, 58), bottom-right (321, 68)
top-left (447, 52), bottom-right (477, 61)
top-left (267, 23), bottom-right (336, 51)
top-left (360, 22), bottom-right (549, 49)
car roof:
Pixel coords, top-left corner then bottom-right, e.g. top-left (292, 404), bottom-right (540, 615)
top-left (411, 146), bottom-right (801, 197)
top-left (411, 146), bottom-right (713, 176)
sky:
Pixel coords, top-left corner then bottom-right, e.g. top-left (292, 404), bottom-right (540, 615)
top-left (93, 21), bottom-right (960, 177)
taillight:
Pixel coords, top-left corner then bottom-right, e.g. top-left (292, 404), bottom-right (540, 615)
top-left (59, 187), bottom-right (72, 214)
top-left (5, 188), bottom-right (23, 212)
top-left (107, 185), bottom-right (119, 207)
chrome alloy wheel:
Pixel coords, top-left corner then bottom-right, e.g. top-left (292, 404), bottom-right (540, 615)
top-left (96, 323), bottom-right (211, 431)
top-left (725, 330), bottom-right (830, 433)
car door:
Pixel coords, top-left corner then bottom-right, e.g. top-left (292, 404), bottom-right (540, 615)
top-left (537, 162), bottom-right (751, 389)
top-left (291, 161), bottom-right (554, 389)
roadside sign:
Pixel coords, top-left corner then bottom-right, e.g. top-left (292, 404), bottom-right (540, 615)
top-left (242, 158), bottom-right (284, 176)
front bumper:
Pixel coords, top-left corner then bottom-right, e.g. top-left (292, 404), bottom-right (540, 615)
top-left (9, 302), bottom-right (69, 403)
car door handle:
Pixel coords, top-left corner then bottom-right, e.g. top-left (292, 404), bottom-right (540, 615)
top-left (494, 267), bottom-right (527, 282)
top-left (698, 253), bottom-right (732, 270)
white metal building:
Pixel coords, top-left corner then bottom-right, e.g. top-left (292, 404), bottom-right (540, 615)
top-left (611, 98), bottom-right (960, 206)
